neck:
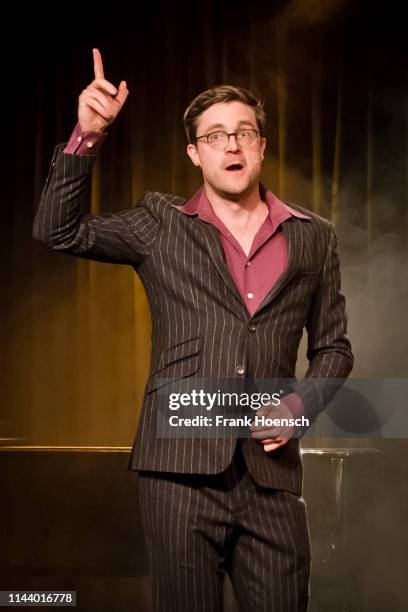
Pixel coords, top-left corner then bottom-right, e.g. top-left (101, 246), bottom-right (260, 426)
top-left (204, 182), bottom-right (266, 225)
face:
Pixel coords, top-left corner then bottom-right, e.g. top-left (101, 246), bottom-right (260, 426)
top-left (187, 101), bottom-right (266, 200)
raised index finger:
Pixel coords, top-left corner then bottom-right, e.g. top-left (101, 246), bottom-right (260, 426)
top-left (93, 48), bottom-right (104, 80)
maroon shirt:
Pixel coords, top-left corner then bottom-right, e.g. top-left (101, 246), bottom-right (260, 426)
top-left (178, 185), bottom-right (310, 316)
top-left (64, 125), bottom-right (307, 419)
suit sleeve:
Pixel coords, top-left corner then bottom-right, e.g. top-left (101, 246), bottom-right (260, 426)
top-left (32, 144), bottom-right (159, 265)
top-left (294, 222), bottom-right (354, 427)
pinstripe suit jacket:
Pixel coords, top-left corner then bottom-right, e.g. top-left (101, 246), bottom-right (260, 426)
top-left (33, 144), bottom-right (353, 495)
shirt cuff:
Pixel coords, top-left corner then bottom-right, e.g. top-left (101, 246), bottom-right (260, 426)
top-left (63, 123), bottom-right (107, 155)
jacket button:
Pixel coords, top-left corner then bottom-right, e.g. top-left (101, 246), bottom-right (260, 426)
top-left (235, 365), bottom-right (246, 376)
top-left (248, 323), bottom-right (257, 332)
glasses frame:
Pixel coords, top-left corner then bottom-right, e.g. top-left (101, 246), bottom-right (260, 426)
top-left (194, 128), bottom-right (261, 150)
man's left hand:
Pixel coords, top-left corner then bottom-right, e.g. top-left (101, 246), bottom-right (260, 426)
top-left (250, 399), bottom-right (295, 453)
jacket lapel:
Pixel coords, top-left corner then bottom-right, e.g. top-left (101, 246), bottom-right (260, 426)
top-left (255, 216), bottom-right (304, 315)
top-left (174, 189), bottom-right (247, 312)
top-left (175, 188), bottom-right (306, 317)
top-left (194, 220), bottom-right (248, 310)
top-left (193, 215), bottom-right (305, 318)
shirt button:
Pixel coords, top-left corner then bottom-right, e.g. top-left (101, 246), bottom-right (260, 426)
top-left (248, 323), bottom-right (257, 332)
top-left (77, 136), bottom-right (82, 142)
top-left (246, 261), bottom-right (251, 267)
top-left (247, 292), bottom-right (254, 299)
top-left (235, 365), bottom-right (246, 376)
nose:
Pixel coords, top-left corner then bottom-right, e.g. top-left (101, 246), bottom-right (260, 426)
top-left (225, 133), bottom-right (240, 151)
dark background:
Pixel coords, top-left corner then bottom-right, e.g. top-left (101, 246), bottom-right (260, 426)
top-left (2, 0), bottom-right (407, 444)
top-left (1, 1), bottom-right (407, 609)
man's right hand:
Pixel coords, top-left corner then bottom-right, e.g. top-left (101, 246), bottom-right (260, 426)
top-left (78, 48), bottom-right (129, 133)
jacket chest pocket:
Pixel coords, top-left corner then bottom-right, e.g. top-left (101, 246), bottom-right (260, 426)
top-left (146, 336), bottom-right (203, 394)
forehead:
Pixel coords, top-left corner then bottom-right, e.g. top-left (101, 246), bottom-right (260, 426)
top-left (196, 101), bottom-right (257, 132)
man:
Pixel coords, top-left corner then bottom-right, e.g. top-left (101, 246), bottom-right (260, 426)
top-left (33, 48), bottom-right (353, 611)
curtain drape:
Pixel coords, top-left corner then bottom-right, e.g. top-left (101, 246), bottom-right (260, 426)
top-left (2, 0), bottom-right (407, 446)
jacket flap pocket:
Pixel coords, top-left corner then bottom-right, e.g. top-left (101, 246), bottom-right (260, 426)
top-left (145, 354), bottom-right (201, 394)
top-left (164, 336), bottom-right (203, 366)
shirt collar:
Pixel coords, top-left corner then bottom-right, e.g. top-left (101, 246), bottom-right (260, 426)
top-left (176, 183), bottom-right (311, 230)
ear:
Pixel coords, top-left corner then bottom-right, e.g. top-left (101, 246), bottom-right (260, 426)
top-left (187, 143), bottom-right (201, 167)
top-left (260, 137), bottom-right (266, 160)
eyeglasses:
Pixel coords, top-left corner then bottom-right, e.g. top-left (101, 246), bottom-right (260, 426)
top-left (195, 128), bottom-right (260, 150)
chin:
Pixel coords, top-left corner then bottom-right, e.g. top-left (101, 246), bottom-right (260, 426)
top-left (218, 180), bottom-right (253, 199)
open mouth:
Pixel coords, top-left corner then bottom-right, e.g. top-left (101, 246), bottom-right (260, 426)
top-left (225, 163), bottom-right (244, 172)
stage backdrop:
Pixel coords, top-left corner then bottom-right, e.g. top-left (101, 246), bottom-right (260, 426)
top-left (2, 0), bottom-right (407, 446)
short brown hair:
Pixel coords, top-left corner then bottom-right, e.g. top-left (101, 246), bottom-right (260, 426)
top-left (183, 85), bottom-right (266, 144)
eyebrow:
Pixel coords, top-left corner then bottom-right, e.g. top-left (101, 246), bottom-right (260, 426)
top-left (203, 120), bottom-right (257, 132)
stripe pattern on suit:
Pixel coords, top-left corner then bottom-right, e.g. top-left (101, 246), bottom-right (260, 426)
top-left (33, 144), bottom-right (353, 495)
top-left (33, 145), bottom-right (354, 610)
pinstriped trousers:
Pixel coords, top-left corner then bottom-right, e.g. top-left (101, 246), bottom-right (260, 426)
top-left (137, 441), bottom-right (312, 611)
